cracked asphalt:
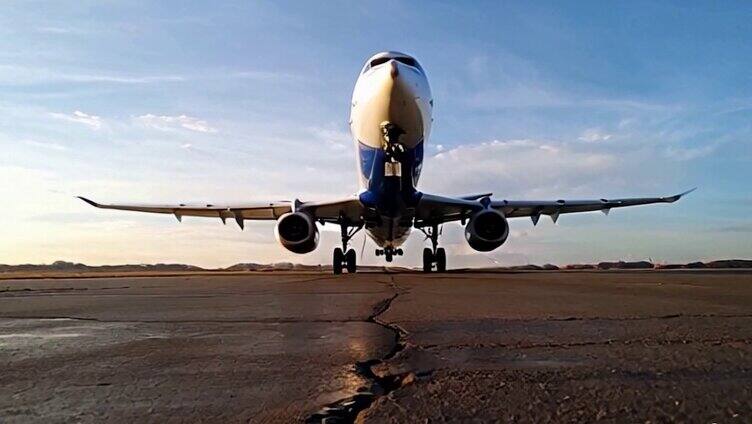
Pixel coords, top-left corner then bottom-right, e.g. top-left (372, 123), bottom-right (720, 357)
top-left (2, 271), bottom-right (752, 423)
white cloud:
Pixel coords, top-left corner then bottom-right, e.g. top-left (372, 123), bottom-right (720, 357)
top-left (50, 110), bottom-right (103, 129)
top-left (578, 128), bottom-right (613, 142)
top-left (664, 144), bottom-right (717, 161)
top-left (23, 140), bottom-right (67, 151)
top-left (35, 26), bottom-right (87, 35)
top-left (232, 70), bottom-right (302, 81)
top-left (422, 138), bottom-right (621, 197)
top-left (0, 65), bottom-right (186, 85)
top-left (135, 114), bottom-right (217, 133)
top-left (309, 125), bottom-right (351, 152)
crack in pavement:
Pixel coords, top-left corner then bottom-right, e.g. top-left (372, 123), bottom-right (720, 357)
top-left (305, 276), bottom-right (415, 424)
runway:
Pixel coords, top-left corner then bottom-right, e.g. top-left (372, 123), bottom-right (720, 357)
top-left (2, 271), bottom-right (751, 422)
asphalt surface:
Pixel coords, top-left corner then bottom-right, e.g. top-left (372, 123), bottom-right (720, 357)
top-left (1, 271), bottom-right (751, 423)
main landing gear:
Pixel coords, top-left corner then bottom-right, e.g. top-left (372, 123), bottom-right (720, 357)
top-left (333, 220), bottom-right (362, 275)
top-left (419, 224), bottom-right (446, 273)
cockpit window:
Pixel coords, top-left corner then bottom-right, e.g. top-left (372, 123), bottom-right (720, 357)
top-left (394, 57), bottom-right (418, 68)
top-left (369, 57), bottom-right (390, 68)
top-left (362, 54), bottom-right (422, 74)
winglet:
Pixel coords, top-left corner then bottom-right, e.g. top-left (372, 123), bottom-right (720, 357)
top-left (77, 196), bottom-right (100, 208)
top-left (664, 187), bottom-right (697, 203)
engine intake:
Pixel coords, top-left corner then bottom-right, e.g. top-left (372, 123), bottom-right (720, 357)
top-left (465, 209), bottom-right (509, 252)
top-left (275, 212), bottom-right (319, 254)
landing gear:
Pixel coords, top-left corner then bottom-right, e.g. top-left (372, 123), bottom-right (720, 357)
top-left (332, 219), bottom-right (362, 275)
top-left (419, 224), bottom-right (447, 272)
top-left (375, 247), bottom-right (403, 262)
top-left (333, 247), bottom-right (344, 275)
top-left (422, 248), bottom-right (432, 272)
top-left (435, 247), bottom-right (446, 272)
top-left (381, 122), bottom-right (406, 162)
top-left (345, 249), bottom-right (357, 273)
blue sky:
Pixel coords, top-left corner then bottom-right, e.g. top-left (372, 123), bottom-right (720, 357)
top-left (1, 1), bottom-right (751, 267)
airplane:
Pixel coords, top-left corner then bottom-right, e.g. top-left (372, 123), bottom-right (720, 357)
top-left (79, 51), bottom-right (694, 274)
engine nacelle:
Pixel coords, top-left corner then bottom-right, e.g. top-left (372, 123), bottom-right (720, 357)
top-left (465, 209), bottom-right (509, 252)
top-left (274, 212), bottom-right (319, 254)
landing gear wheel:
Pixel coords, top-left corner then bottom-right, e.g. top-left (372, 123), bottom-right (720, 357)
top-left (333, 248), bottom-right (344, 275)
top-left (435, 248), bottom-right (446, 272)
top-left (345, 249), bottom-right (357, 273)
top-left (385, 250), bottom-right (393, 262)
top-left (423, 248), bottom-right (434, 273)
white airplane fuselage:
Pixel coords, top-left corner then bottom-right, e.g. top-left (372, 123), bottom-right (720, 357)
top-left (350, 51), bottom-right (433, 248)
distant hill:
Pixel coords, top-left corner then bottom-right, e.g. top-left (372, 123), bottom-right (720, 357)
top-left (0, 260), bottom-right (204, 273)
top-left (1, 259), bottom-right (751, 278)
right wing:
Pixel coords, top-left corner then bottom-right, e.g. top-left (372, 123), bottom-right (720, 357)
top-left (78, 196), bottom-right (365, 229)
top-left (414, 189), bottom-right (695, 226)
top-left (492, 188), bottom-right (696, 224)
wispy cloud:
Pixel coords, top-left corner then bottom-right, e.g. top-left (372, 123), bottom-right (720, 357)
top-left (35, 26), bottom-right (88, 35)
top-left (423, 138), bottom-right (622, 197)
top-left (0, 65), bottom-right (186, 85)
top-left (578, 128), bottom-right (613, 143)
top-left (232, 70), bottom-right (303, 81)
top-left (308, 125), bottom-right (351, 152)
top-left (0, 64), bottom-right (304, 87)
top-left (135, 114), bottom-right (217, 133)
top-left (664, 144), bottom-right (718, 161)
top-left (716, 223), bottom-right (752, 233)
top-left (23, 140), bottom-right (68, 151)
top-left (50, 110), bottom-right (103, 129)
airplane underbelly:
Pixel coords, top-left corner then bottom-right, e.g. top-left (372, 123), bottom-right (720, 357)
top-left (367, 222), bottom-right (411, 248)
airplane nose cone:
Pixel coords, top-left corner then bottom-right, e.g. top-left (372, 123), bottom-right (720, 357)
top-left (389, 60), bottom-right (399, 79)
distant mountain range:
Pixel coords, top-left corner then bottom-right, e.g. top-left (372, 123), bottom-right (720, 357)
top-left (0, 259), bottom-right (750, 276)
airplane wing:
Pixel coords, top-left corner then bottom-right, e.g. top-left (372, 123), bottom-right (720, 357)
top-left (414, 188), bottom-right (695, 226)
top-left (77, 196), bottom-right (364, 229)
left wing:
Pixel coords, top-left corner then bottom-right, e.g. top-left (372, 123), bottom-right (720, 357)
top-left (77, 196), bottom-right (364, 229)
top-left (414, 188), bottom-right (695, 226)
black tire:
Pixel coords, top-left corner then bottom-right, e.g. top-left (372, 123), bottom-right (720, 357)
top-left (345, 249), bottom-right (357, 273)
top-left (423, 248), bottom-right (433, 272)
top-left (385, 250), bottom-right (393, 262)
top-left (435, 248), bottom-right (446, 272)
top-left (333, 248), bottom-right (344, 275)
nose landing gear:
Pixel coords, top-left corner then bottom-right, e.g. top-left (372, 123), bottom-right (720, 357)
top-left (380, 122), bottom-right (406, 163)
top-left (375, 247), bottom-right (403, 263)
top-left (419, 224), bottom-right (446, 272)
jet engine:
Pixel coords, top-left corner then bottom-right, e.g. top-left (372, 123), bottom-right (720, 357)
top-left (465, 209), bottom-right (509, 252)
top-left (274, 212), bottom-right (319, 254)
